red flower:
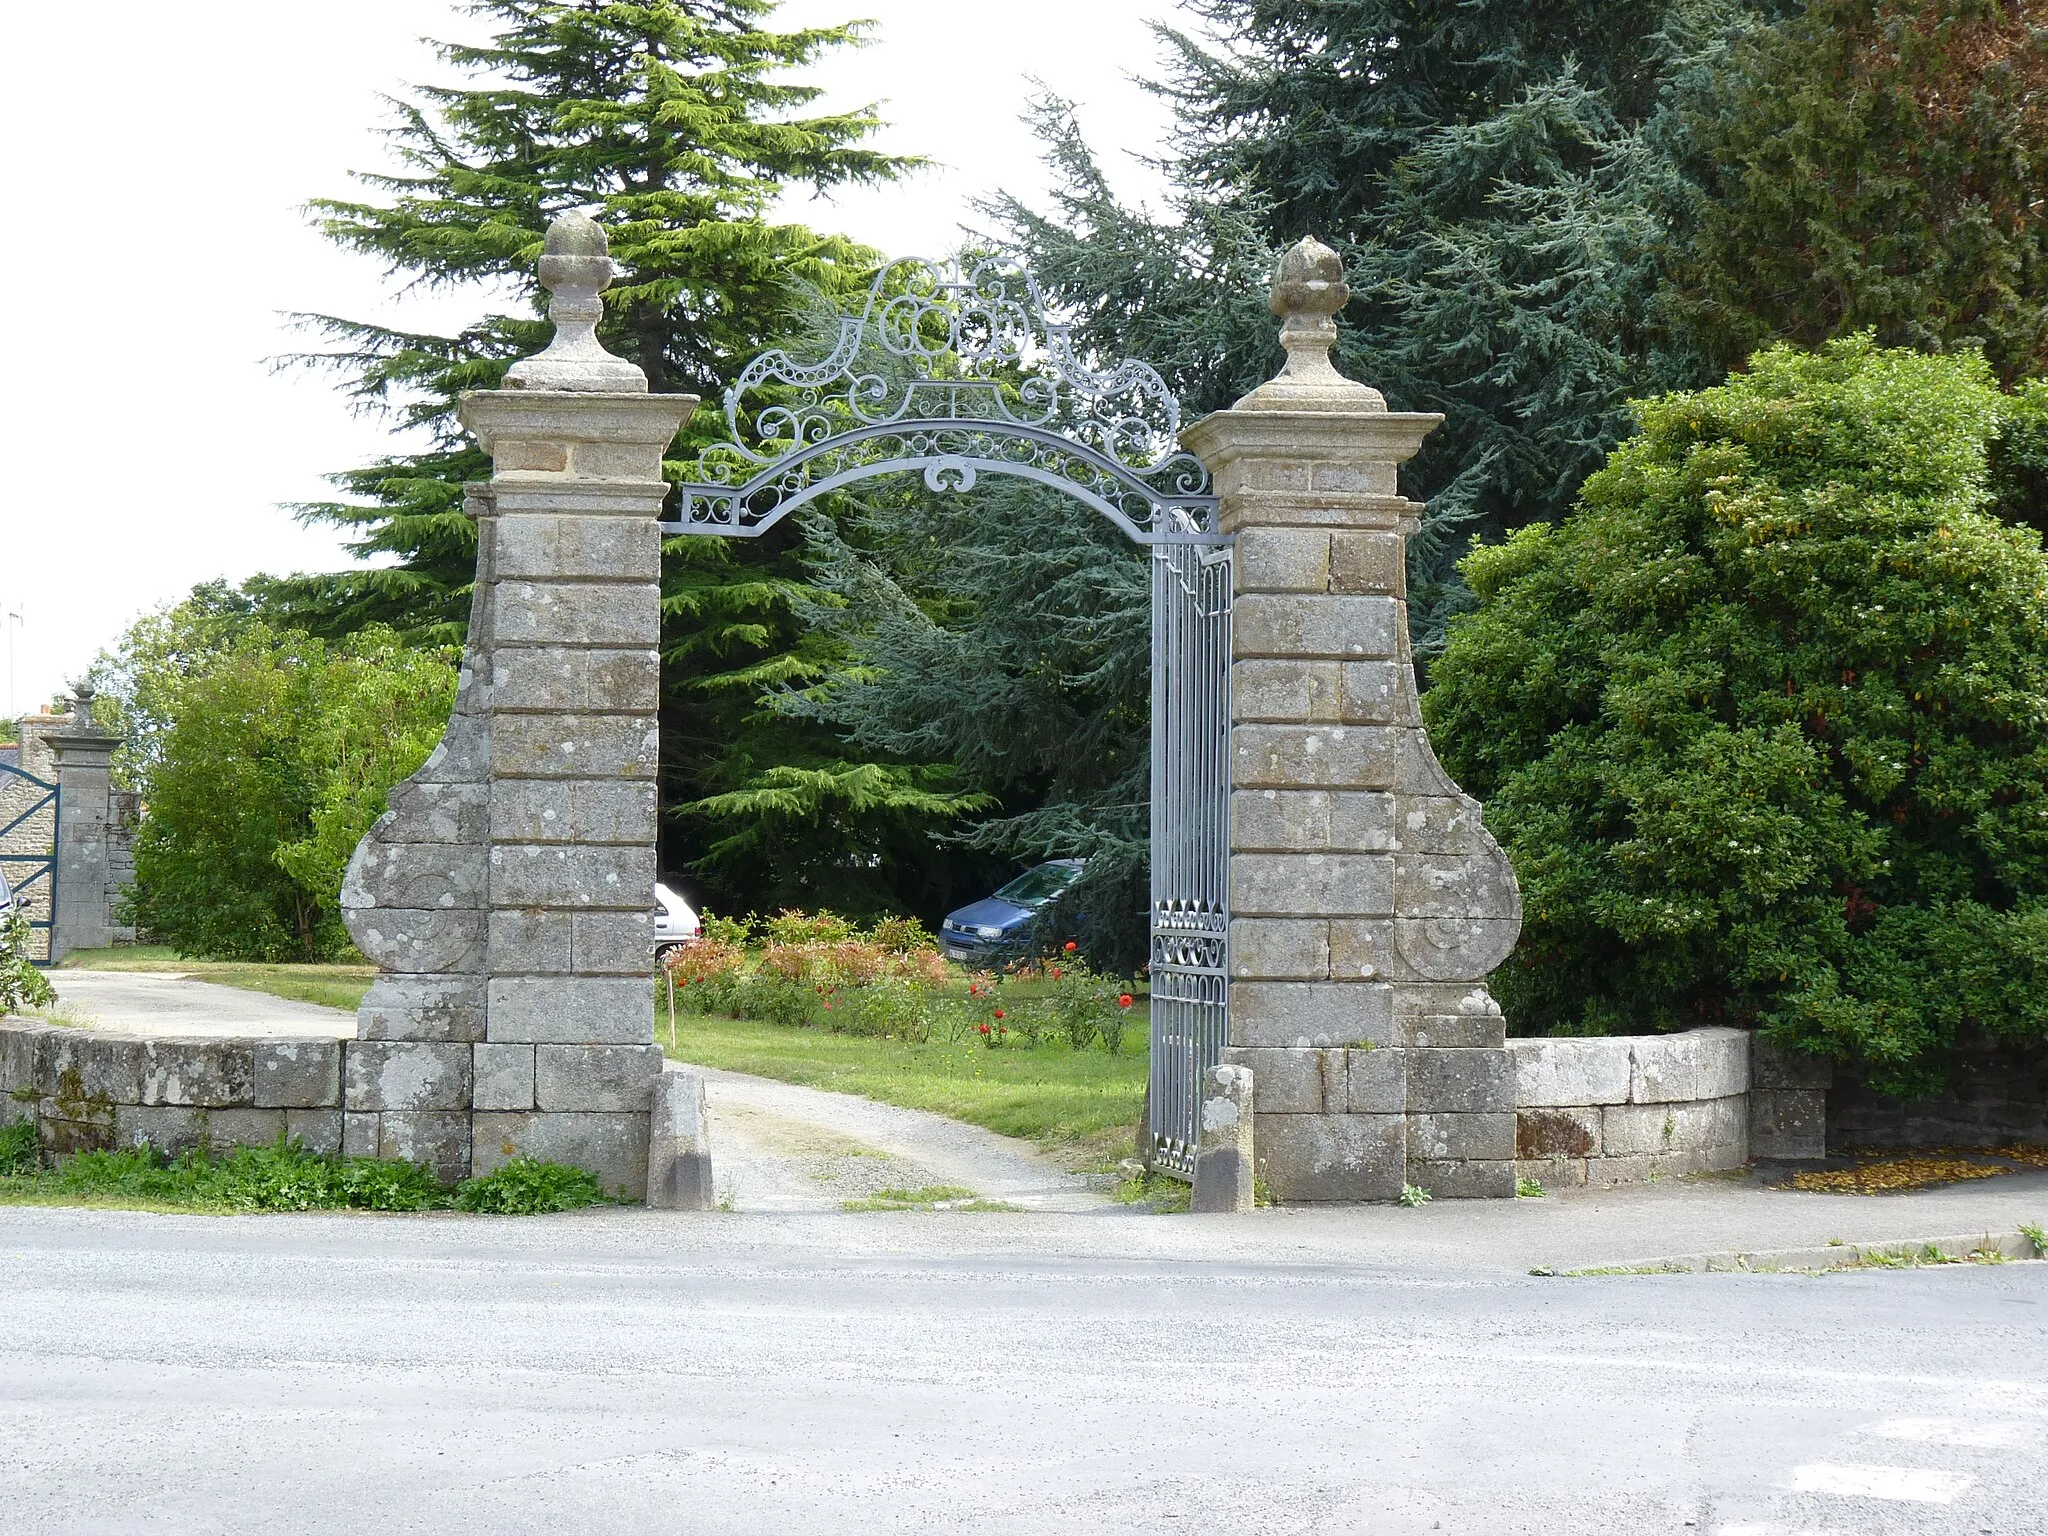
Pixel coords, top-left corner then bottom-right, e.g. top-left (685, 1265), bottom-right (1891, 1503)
top-left (1064, 941), bottom-right (1077, 953)
top-left (993, 1008), bottom-right (1006, 1019)
top-left (1117, 994), bottom-right (1134, 1009)
top-left (978, 1023), bottom-right (990, 1035)
top-left (1050, 968), bottom-right (1062, 980)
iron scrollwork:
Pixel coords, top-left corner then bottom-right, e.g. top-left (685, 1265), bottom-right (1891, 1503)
top-left (663, 255), bottom-right (1222, 545)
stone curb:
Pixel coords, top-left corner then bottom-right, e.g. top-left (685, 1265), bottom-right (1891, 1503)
top-left (1543, 1228), bottom-right (2047, 1276)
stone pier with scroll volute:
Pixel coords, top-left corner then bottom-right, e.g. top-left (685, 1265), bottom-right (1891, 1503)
top-left (339, 212), bottom-right (695, 1193)
top-left (1183, 237), bottom-right (1524, 1201)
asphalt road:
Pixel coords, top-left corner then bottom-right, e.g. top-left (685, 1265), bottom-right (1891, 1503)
top-left (3, 1205), bottom-right (2042, 1534)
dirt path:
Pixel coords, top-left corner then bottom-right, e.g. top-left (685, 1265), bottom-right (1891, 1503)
top-left (45, 970), bottom-right (354, 1038)
top-left (698, 1068), bottom-right (1117, 1213)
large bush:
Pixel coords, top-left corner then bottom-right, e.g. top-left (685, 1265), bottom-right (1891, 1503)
top-left (113, 607), bottom-right (456, 962)
top-left (1424, 338), bottom-right (2048, 1093)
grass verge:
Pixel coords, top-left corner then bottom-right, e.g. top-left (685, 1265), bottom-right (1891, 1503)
top-left (660, 1009), bottom-right (1147, 1169)
top-left (0, 1123), bottom-right (609, 1216)
top-left (56, 946), bottom-right (374, 1013)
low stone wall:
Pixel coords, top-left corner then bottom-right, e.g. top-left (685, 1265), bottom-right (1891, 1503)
top-left (1826, 1028), bottom-right (2048, 1150)
top-left (2, 1019), bottom-right (345, 1157)
top-left (0, 1019), bottom-right (653, 1197)
top-left (1511, 1027), bottom-right (1749, 1187)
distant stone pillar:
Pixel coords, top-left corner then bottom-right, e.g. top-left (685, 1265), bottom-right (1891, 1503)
top-left (341, 212), bottom-right (695, 1191)
top-left (1183, 238), bottom-right (1523, 1202)
top-left (49, 688), bottom-right (123, 962)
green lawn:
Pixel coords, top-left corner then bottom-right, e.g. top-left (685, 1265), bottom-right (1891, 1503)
top-left (57, 947), bottom-right (374, 1013)
top-left (659, 1009), bottom-right (1148, 1169)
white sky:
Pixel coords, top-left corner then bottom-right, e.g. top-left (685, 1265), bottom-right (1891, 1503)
top-left (0, 0), bottom-right (1186, 723)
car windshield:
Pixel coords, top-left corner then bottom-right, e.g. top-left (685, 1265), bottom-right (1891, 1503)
top-left (992, 863), bottom-right (1079, 909)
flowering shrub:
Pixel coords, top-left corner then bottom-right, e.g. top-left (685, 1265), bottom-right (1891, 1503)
top-left (656, 909), bottom-right (1139, 1051)
top-left (1044, 960), bottom-right (1137, 1054)
top-left (762, 908), bottom-right (858, 946)
top-left (869, 915), bottom-right (935, 954)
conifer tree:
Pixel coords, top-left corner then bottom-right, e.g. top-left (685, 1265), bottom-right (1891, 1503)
top-left (1674, 0), bottom-right (2048, 383)
top-left (998, 3), bottom-right (1782, 652)
top-left (268, 1), bottom-right (989, 916)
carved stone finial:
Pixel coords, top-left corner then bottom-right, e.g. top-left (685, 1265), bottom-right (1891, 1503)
top-left (1232, 236), bottom-right (1386, 412)
top-left (504, 211), bottom-right (648, 393)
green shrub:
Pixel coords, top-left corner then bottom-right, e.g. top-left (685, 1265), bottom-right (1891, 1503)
top-left (0, 1133), bottom-right (608, 1214)
top-left (106, 599), bottom-right (456, 963)
top-left (0, 911), bottom-right (55, 1015)
top-left (0, 1118), bottom-right (39, 1177)
top-left (455, 1157), bottom-right (609, 1213)
top-left (14, 1139), bottom-right (448, 1211)
top-left (1425, 338), bottom-right (2048, 1093)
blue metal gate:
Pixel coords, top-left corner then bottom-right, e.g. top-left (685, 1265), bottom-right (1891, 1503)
top-left (0, 760), bottom-right (59, 965)
top-left (661, 254), bottom-right (1232, 1178)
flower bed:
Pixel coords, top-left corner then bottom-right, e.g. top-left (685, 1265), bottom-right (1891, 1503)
top-left (660, 912), bottom-right (1141, 1055)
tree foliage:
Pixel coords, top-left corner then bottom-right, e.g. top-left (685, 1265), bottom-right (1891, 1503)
top-left (1676, 0), bottom-right (2048, 383)
top-left (1424, 339), bottom-right (2048, 1091)
top-left (262, 0), bottom-right (996, 918)
top-left (103, 598), bottom-right (457, 962)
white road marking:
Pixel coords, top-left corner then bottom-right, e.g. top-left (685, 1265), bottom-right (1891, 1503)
top-left (1865, 1416), bottom-right (2028, 1448)
top-left (1790, 1463), bottom-right (1973, 1504)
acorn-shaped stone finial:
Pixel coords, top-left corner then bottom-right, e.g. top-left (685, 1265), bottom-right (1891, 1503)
top-left (1232, 235), bottom-right (1384, 411)
top-left (506, 211), bottom-right (648, 392)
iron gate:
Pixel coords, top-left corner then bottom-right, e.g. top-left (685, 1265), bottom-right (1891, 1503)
top-left (0, 761), bottom-right (59, 965)
top-left (662, 254), bottom-right (1232, 1179)
top-left (1146, 540), bottom-right (1233, 1175)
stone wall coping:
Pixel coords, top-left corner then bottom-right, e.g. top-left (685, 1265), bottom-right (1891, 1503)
top-left (1511, 1026), bottom-right (1750, 1109)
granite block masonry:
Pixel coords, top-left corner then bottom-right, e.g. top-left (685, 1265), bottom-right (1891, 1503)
top-left (1187, 237), bottom-right (1523, 1201)
top-left (339, 211), bottom-right (695, 1195)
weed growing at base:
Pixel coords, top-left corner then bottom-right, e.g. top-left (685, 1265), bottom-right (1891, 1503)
top-left (0, 1124), bottom-right (611, 1215)
top-left (840, 1184), bottom-right (1021, 1212)
top-left (455, 1157), bottom-right (608, 1213)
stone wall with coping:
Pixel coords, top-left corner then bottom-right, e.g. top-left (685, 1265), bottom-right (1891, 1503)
top-left (1511, 1027), bottom-right (1750, 1187)
top-left (1, 1019), bottom-right (347, 1159)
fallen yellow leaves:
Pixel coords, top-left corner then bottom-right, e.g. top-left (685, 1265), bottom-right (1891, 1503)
top-left (1787, 1158), bottom-right (2013, 1195)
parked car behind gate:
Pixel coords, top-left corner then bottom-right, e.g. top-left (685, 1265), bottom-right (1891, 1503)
top-left (652, 882), bottom-right (700, 962)
top-left (938, 859), bottom-right (1084, 965)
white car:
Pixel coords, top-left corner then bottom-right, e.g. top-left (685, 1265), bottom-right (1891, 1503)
top-left (652, 882), bottom-right (701, 961)
top-left (0, 868), bottom-right (15, 925)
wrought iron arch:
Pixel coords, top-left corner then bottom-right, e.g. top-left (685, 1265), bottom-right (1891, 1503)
top-left (663, 253), bottom-right (1232, 1180)
top-left (659, 255), bottom-right (1223, 545)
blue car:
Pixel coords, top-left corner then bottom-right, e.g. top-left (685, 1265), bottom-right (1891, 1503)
top-left (938, 860), bottom-right (1084, 965)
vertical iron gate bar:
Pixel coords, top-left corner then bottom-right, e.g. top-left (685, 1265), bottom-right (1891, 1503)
top-left (1146, 540), bottom-right (1232, 1178)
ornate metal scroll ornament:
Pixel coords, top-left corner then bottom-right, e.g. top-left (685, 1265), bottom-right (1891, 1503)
top-left (664, 255), bottom-right (1222, 545)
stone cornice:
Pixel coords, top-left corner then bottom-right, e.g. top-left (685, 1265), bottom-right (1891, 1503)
top-left (457, 390), bottom-right (698, 452)
top-left (1182, 408), bottom-right (1442, 471)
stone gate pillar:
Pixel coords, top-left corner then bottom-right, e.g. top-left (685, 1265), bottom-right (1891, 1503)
top-left (1183, 238), bottom-right (1523, 1201)
top-left (340, 212), bottom-right (695, 1191)
top-left (49, 688), bottom-right (123, 962)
